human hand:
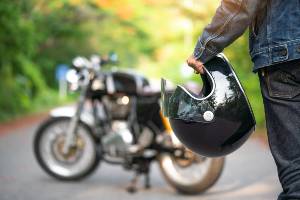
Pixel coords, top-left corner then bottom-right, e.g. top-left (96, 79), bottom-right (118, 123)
top-left (186, 55), bottom-right (205, 74)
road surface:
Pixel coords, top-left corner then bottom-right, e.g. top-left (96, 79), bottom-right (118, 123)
top-left (0, 122), bottom-right (281, 200)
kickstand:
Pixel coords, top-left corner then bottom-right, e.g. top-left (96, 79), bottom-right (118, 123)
top-left (126, 173), bottom-right (140, 194)
top-left (144, 173), bottom-right (151, 189)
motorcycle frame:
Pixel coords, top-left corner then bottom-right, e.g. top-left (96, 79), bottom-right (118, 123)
top-left (55, 72), bottom-right (178, 169)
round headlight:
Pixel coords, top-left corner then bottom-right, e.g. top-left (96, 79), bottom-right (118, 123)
top-left (66, 69), bottom-right (79, 84)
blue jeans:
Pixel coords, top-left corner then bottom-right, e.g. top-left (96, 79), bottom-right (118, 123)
top-left (259, 59), bottom-right (300, 200)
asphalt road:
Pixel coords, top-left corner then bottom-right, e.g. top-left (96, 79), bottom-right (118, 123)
top-left (0, 122), bottom-right (282, 200)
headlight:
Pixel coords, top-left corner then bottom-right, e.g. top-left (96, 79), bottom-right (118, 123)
top-left (66, 69), bottom-right (80, 91)
top-left (66, 69), bottom-right (80, 84)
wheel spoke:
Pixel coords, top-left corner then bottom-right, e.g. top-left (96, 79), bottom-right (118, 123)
top-left (38, 120), bottom-right (97, 178)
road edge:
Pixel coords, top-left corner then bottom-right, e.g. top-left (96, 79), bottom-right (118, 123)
top-left (0, 112), bottom-right (49, 136)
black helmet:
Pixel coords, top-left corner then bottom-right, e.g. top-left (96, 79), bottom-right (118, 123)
top-left (161, 54), bottom-right (256, 157)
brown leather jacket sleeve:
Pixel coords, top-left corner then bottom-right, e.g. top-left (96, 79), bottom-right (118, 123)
top-left (193, 0), bottom-right (267, 63)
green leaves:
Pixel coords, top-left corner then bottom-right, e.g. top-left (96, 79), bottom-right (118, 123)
top-left (0, 0), bottom-right (266, 126)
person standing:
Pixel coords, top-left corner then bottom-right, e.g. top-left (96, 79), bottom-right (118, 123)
top-left (187, 1), bottom-right (300, 199)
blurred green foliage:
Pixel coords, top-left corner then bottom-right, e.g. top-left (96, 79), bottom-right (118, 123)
top-left (0, 0), bottom-right (265, 127)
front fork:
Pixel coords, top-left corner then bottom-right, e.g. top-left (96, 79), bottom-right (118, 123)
top-left (62, 84), bottom-right (89, 154)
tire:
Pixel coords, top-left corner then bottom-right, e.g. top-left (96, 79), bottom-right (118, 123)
top-left (159, 153), bottom-right (225, 194)
top-left (33, 117), bottom-right (101, 181)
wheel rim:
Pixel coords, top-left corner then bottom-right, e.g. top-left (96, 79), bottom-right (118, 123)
top-left (39, 120), bottom-right (96, 178)
top-left (161, 153), bottom-right (213, 186)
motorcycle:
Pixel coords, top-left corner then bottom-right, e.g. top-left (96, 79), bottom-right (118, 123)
top-left (33, 54), bottom-right (225, 194)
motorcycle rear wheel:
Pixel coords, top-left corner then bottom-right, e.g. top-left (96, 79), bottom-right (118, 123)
top-left (33, 117), bottom-right (101, 181)
top-left (159, 153), bottom-right (225, 194)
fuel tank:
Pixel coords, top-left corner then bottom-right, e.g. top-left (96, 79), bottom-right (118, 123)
top-left (111, 71), bottom-right (150, 95)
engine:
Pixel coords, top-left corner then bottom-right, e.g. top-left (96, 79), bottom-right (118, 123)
top-left (102, 121), bottom-right (133, 157)
top-left (103, 95), bottom-right (132, 120)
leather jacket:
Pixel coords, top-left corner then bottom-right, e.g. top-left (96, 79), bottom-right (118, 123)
top-left (193, 0), bottom-right (300, 72)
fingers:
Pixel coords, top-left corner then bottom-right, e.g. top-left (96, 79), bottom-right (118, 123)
top-left (186, 56), bottom-right (205, 74)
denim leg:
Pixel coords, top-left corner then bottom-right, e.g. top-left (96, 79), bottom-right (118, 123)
top-left (259, 60), bottom-right (300, 200)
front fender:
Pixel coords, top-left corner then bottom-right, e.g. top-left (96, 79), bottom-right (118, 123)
top-left (50, 106), bottom-right (95, 127)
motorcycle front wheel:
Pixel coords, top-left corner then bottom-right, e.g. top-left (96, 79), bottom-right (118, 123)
top-left (159, 152), bottom-right (225, 194)
top-left (33, 117), bottom-right (101, 181)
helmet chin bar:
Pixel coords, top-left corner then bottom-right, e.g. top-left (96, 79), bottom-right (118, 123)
top-left (161, 75), bottom-right (216, 123)
top-left (177, 67), bottom-right (216, 101)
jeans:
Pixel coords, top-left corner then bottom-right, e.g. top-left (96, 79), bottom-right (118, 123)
top-left (259, 59), bottom-right (300, 200)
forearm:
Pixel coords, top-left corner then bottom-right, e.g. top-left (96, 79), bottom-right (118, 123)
top-left (194, 0), bottom-right (266, 63)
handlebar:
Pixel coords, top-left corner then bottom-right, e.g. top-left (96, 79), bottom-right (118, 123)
top-left (72, 53), bottom-right (118, 72)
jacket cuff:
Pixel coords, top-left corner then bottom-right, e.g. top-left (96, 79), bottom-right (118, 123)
top-left (193, 46), bottom-right (217, 64)
top-left (193, 37), bottom-right (218, 63)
